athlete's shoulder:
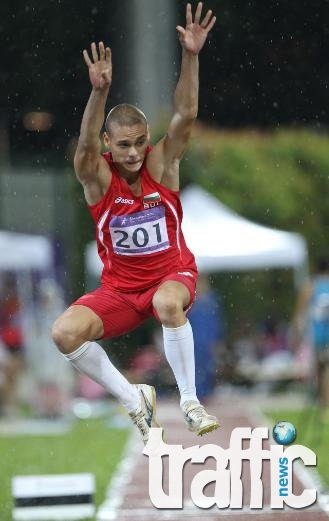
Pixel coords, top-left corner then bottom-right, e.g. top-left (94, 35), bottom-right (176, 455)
top-left (142, 159), bottom-right (180, 198)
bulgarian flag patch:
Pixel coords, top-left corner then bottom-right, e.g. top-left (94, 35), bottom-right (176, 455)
top-left (143, 192), bottom-right (161, 204)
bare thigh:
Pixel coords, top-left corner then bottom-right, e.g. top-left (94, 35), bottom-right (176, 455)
top-left (52, 305), bottom-right (104, 354)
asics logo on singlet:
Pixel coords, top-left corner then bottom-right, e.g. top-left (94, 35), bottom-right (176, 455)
top-left (114, 197), bottom-right (134, 205)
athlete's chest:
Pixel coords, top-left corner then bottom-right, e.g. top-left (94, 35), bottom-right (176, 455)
top-left (103, 180), bottom-right (172, 256)
top-left (110, 173), bottom-right (165, 214)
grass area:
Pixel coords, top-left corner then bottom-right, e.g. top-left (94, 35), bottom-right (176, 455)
top-left (0, 417), bottom-right (130, 521)
top-left (265, 408), bottom-right (329, 487)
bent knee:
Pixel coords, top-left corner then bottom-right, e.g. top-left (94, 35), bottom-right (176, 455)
top-left (51, 310), bottom-right (97, 354)
top-left (51, 317), bottom-right (79, 354)
top-left (51, 307), bottom-right (103, 354)
top-left (153, 294), bottom-right (183, 323)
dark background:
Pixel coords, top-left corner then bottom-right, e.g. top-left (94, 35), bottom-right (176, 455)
top-left (1, 0), bottom-right (328, 168)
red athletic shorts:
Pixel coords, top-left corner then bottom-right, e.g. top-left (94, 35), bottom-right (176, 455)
top-left (71, 271), bottom-right (197, 339)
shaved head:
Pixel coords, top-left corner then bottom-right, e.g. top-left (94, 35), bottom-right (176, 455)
top-left (105, 104), bottom-right (147, 135)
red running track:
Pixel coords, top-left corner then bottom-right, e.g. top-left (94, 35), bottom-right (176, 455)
top-left (97, 390), bottom-right (329, 520)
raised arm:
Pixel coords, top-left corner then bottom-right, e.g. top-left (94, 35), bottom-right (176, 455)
top-left (74, 42), bottom-right (112, 205)
top-left (147, 3), bottom-right (216, 189)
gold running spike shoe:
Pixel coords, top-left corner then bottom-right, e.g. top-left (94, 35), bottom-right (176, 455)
top-left (183, 400), bottom-right (220, 436)
top-left (129, 384), bottom-right (160, 444)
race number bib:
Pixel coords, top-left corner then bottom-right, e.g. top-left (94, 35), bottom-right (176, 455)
top-left (109, 206), bottom-right (169, 256)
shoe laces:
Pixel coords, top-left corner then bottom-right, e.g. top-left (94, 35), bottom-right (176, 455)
top-left (130, 409), bottom-right (148, 437)
top-left (186, 404), bottom-right (207, 422)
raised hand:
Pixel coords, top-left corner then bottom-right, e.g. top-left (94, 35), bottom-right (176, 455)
top-left (176, 2), bottom-right (216, 55)
top-left (83, 42), bottom-right (112, 90)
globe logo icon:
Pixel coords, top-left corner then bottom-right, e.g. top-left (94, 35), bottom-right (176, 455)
top-left (272, 421), bottom-right (296, 445)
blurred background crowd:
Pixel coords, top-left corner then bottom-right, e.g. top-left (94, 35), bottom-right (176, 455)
top-left (0, 0), bottom-right (329, 422)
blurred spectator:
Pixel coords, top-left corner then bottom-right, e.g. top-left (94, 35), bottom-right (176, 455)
top-left (255, 314), bottom-right (295, 387)
top-left (127, 343), bottom-right (163, 386)
top-left (234, 314), bottom-right (298, 388)
top-left (256, 315), bottom-right (289, 359)
top-left (292, 255), bottom-right (329, 419)
top-left (30, 279), bottom-right (75, 417)
top-left (187, 274), bottom-right (226, 401)
top-left (233, 318), bottom-right (259, 382)
top-left (0, 274), bottom-right (25, 417)
top-left (0, 339), bottom-right (9, 399)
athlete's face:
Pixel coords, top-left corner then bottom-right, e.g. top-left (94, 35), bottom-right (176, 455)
top-left (104, 123), bottom-right (150, 176)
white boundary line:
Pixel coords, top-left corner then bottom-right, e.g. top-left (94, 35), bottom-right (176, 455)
top-left (96, 429), bottom-right (142, 521)
top-left (97, 399), bottom-right (329, 520)
top-left (294, 455), bottom-right (329, 515)
top-left (248, 403), bottom-right (329, 518)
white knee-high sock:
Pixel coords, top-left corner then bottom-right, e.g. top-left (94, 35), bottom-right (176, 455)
top-left (162, 320), bottom-right (199, 407)
top-left (64, 341), bottom-right (139, 412)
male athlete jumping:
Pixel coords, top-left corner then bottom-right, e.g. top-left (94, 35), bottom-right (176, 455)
top-left (52, 2), bottom-right (219, 443)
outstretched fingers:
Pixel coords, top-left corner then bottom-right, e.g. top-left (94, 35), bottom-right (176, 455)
top-left (83, 42), bottom-right (111, 67)
top-left (186, 2), bottom-right (216, 32)
top-left (201, 9), bottom-right (213, 28)
top-left (91, 42), bottom-right (98, 62)
top-left (83, 49), bottom-right (92, 67)
top-left (194, 2), bottom-right (203, 25)
top-left (105, 46), bottom-right (111, 63)
top-left (99, 41), bottom-right (105, 60)
top-left (186, 3), bottom-right (192, 25)
top-left (204, 13), bottom-right (216, 32)
top-left (176, 25), bottom-right (186, 38)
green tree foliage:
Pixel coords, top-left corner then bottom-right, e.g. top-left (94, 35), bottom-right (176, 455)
top-left (179, 127), bottom-right (329, 334)
top-left (181, 126), bottom-right (329, 263)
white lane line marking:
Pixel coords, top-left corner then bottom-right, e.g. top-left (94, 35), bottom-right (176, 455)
top-left (249, 404), bottom-right (329, 517)
top-left (96, 429), bottom-right (143, 521)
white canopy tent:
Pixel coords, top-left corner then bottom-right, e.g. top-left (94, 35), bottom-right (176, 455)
top-left (0, 231), bottom-right (53, 271)
top-left (180, 185), bottom-right (308, 276)
top-left (85, 184), bottom-right (308, 282)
